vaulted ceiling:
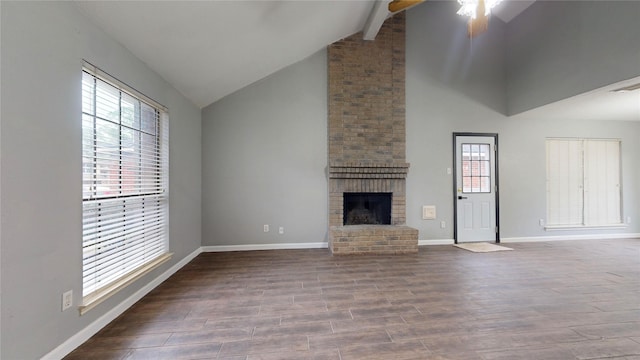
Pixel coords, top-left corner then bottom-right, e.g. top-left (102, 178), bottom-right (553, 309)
top-left (75, 1), bottom-right (377, 108)
top-left (75, 0), bottom-right (536, 109)
top-left (74, 1), bottom-right (639, 121)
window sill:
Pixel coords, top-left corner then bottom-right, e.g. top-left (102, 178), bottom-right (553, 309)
top-left (545, 224), bottom-right (627, 231)
top-left (79, 252), bottom-right (173, 315)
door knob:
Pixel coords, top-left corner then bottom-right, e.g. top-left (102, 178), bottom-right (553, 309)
top-left (458, 196), bottom-right (468, 200)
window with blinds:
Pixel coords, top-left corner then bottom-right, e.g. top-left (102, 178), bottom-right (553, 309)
top-left (81, 63), bottom-right (170, 310)
top-left (546, 138), bottom-right (622, 228)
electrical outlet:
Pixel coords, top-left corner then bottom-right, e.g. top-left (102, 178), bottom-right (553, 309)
top-left (62, 290), bottom-right (73, 311)
top-left (627, 216), bottom-right (632, 224)
top-left (279, 227), bottom-right (284, 234)
top-left (539, 219), bottom-right (545, 226)
top-left (440, 221), bottom-right (446, 229)
top-left (263, 224), bottom-right (269, 232)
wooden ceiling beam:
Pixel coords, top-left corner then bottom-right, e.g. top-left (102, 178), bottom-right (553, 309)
top-left (388, 0), bottom-right (425, 13)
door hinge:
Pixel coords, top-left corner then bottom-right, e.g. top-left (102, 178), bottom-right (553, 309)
top-left (495, 226), bottom-right (499, 233)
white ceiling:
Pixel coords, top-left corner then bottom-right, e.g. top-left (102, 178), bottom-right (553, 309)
top-left (513, 76), bottom-right (640, 122)
top-left (75, 1), bottom-right (376, 108)
top-left (74, 1), bottom-right (639, 121)
top-left (492, 0), bottom-right (536, 22)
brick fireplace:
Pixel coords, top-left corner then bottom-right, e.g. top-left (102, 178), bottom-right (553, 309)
top-left (328, 12), bottom-right (418, 255)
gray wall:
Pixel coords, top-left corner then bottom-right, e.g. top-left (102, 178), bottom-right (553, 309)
top-left (201, 50), bottom-right (328, 246)
top-left (405, 1), bottom-right (507, 240)
top-left (405, 1), bottom-right (640, 241)
top-left (200, 0), bottom-right (639, 248)
top-left (2, 0), bottom-right (638, 357)
top-left (0, 2), bottom-right (201, 359)
top-left (506, 1), bottom-right (640, 115)
top-left (406, 1), bottom-right (507, 115)
top-left (494, 117), bottom-right (639, 239)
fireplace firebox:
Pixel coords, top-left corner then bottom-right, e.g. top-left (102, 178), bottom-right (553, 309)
top-left (343, 192), bottom-right (392, 225)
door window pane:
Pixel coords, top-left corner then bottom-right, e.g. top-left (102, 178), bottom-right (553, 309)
top-left (461, 143), bottom-right (491, 193)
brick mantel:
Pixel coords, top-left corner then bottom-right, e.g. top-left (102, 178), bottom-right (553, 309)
top-left (327, 12), bottom-right (418, 254)
top-left (329, 162), bottom-right (410, 179)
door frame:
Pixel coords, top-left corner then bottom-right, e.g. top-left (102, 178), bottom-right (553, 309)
top-left (452, 132), bottom-right (500, 244)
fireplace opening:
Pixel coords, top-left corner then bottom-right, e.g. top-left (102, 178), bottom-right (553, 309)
top-left (343, 192), bottom-right (392, 225)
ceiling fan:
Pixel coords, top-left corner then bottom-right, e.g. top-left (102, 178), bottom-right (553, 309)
top-left (387, 0), bottom-right (500, 38)
top-left (458, 0), bottom-right (502, 37)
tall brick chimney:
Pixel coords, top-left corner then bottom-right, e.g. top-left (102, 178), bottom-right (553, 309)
top-left (327, 13), bottom-right (418, 254)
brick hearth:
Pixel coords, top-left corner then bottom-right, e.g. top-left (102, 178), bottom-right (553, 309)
top-left (327, 13), bottom-right (418, 255)
top-left (330, 225), bottom-right (419, 255)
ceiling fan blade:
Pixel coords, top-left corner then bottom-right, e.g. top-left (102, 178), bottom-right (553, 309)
top-left (388, 0), bottom-right (424, 13)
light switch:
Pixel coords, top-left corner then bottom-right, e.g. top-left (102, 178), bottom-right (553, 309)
top-left (422, 205), bottom-right (436, 220)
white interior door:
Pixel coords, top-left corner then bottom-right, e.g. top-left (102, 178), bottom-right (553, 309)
top-left (455, 135), bottom-right (497, 243)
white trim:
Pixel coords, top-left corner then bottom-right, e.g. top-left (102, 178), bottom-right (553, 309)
top-left (501, 233), bottom-right (640, 243)
top-left (418, 239), bottom-right (454, 246)
top-left (544, 224), bottom-right (627, 231)
top-left (80, 253), bottom-right (173, 315)
top-left (362, 0), bottom-right (390, 41)
top-left (42, 247), bottom-right (202, 360)
top-left (202, 242), bottom-right (328, 252)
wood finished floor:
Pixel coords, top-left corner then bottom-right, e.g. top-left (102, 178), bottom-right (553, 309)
top-left (66, 239), bottom-right (640, 360)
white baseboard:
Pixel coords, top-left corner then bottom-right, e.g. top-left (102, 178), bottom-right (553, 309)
top-left (417, 234), bottom-right (640, 245)
top-left (203, 240), bottom-right (459, 251)
top-left (203, 240), bottom-right (461, 251)
top-left (501, 233), bottom-right (640, 243)
top-left (418, 239), bottom-right (454, 246)
top-left (202, 242), bottom-right (328, 252)
top-left (43, 247), bottom-right (202, 360)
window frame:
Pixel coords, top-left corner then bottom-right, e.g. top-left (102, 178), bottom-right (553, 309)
top-left (80, 62), bottom-right (171, 314)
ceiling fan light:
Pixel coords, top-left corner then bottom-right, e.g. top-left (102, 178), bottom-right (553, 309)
top-left (457, 0), bottom-right (503, 19)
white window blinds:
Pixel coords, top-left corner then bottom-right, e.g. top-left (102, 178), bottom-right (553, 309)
top-left (546, 138), bottom-right (622, 227)
top-left (583, 140), bottom-right (622, 225)
top-left (82, 63), bottom-right (169, 301)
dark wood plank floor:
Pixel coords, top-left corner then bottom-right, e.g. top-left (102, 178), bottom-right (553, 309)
top-left (66, 239), bottom-right (640, 360)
